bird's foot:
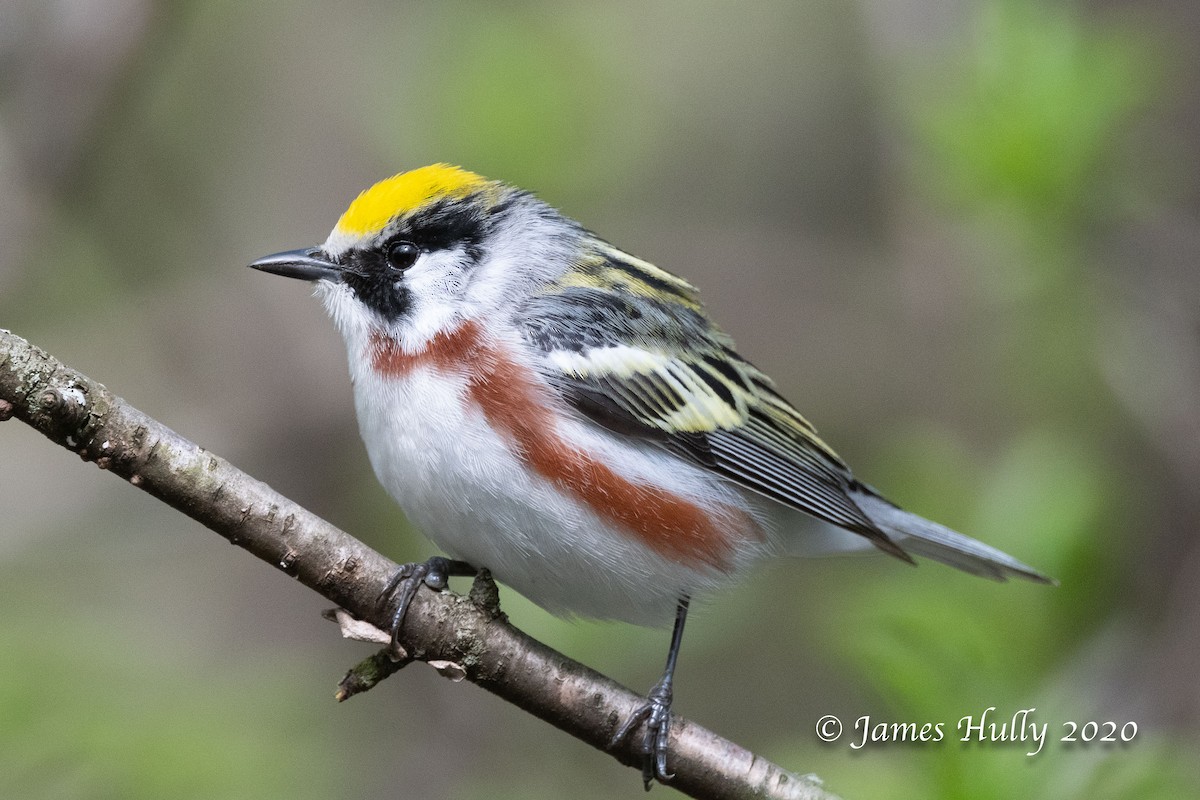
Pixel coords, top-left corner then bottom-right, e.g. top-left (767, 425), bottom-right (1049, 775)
top-left (610, 677), bottom-right (674, 790)
top-left (377, 556), bottom-right (474, 658)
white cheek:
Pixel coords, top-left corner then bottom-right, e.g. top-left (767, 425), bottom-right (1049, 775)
top-left (409, 269), bottom-right (459, 298)
top-left (436, 271), bottom-right (467, 296)
top-left (408, 250), bottom-right (468, 298)
top-left (380, 255), bottom-right (467, 342)
top-left (315, 247), bottom-right (481, 354)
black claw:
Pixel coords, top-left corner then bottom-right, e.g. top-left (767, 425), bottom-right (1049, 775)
top-left (611, 681), bottom-right (674, 789)
top-left (611, 598), bottom-right (690, 790)
top-left (377, 556), bottom-right (475, 655)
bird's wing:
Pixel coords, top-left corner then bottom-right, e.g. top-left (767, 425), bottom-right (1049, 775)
top-left (517, 273), bottom-right (902, 552)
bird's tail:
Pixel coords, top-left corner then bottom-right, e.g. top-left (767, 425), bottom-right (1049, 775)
top-left (850, 486), bottom-right (1053, 584)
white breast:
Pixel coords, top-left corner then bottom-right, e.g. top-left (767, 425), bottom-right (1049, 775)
top-left (348, 358), bottom-right (773, 626)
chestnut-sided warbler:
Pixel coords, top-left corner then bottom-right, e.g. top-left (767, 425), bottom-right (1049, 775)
top-left (250, 164), bottom-right (1049, 787)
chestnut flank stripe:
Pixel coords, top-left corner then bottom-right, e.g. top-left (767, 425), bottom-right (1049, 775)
top-left (369, 322), bottom-right (741, 569)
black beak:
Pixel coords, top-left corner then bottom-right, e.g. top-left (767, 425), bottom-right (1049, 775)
top-left (248, 248), bottom-right (341, 282)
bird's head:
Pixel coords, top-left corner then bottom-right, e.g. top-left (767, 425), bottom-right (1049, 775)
top-left (250, 164), bottom-right (579, 349)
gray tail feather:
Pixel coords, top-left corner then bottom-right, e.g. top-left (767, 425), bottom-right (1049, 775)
top-left (851, 489), bottom-right (1054, 584)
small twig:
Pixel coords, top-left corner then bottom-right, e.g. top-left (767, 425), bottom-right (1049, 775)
top-left (0, 328), bottom-right (839, 800)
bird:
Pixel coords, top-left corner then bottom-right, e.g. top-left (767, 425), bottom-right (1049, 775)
top-left (249, 163), bottom-right (1050, 788)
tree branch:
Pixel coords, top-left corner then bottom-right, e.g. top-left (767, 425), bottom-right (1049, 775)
top-left (0, 328), bottom-right (839, 800)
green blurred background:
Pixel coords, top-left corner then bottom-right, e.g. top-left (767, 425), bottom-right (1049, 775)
top-left (2, 0), bottom-right (1198, 797)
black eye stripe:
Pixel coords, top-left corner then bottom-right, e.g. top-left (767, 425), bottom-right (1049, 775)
top-left (339, 247), bottom-right (409, 322)
top-left (339, 196), bottom-right (497, 323)
top-left (392, 197), bottom-right (489, 260)
top-left (342, 271), bottom-right (409, 322)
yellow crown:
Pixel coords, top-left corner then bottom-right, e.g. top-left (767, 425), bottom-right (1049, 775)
top-left (334, 164), bottom-right (491, 237)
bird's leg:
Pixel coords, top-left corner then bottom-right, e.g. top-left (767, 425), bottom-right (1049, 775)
top-left (611, 597), bottom-right (690, 790)
top-left (378, 556), bottom-right (476, 657)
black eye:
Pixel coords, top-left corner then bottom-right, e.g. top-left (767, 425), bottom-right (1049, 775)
top-left (386, 240), bottom-right (420, 272)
